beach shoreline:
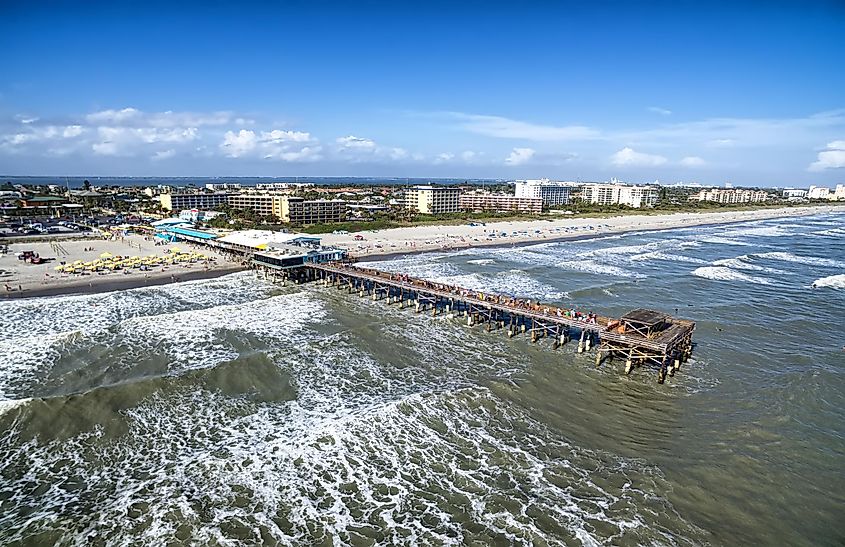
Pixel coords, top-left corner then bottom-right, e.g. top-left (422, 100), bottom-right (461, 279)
top-left (1, 205), bottom-right (839, 299)
top-left (1, 265), bottom-right (246, 300)
top-left (345, 205), bottom-right (841, 262)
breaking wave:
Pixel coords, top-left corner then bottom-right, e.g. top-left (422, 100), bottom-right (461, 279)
top-left (811, 274), bottom-right (845, 289)
top-left (691, 266), bottom-right (772, 285)
top-left (755, 252), bottom-right (845, 269)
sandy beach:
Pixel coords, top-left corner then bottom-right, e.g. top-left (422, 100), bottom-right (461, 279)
top-left (0, 233), bottom-right (246, 299)
top-left (320, 205), bottom-right (842, 259)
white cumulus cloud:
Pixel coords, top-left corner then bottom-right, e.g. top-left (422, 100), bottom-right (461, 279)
top-left (152, 149), bottom-right (176, 161)
top-left (86, 107), bottom-right (231, 128)
top-left (808, 140), bottom-right (845, 171)
top-left (611, 147), bottom-right (667, 167)
top-left (452, 113), bottom-right (599, 141)
top-left (336, 135), bottom-right (377, 150)
top-left (92, 127), bottom-right (198, 156)
top-left (220, 129), bottom-right (320, 162)
top-left (505, 147), bottom-right (535, 166)
top-left (680, 156), bottom-right (706, 167)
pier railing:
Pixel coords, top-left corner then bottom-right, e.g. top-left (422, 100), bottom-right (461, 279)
top-left (261, 261), bottom-right (695, 383)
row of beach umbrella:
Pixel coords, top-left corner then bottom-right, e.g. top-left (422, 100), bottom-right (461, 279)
top-left (54, 248), bottom-right (211, 274)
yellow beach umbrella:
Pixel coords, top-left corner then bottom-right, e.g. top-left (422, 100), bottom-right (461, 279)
top-left (99, 252), bottom-right (113, 259)
top-left (54, 265), bottom-right (65, 271)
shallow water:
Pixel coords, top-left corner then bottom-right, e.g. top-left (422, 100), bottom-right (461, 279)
top-left (1, 212), bottom-right (843, 546)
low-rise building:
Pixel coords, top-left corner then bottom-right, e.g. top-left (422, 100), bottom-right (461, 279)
top-left (179, 209), bottom-right (223, 223)
top-left (255, 182), bottom-right (314, 191)
top-left (514, 179), bottom-right (576, 206)
top-left (279, 197), bottom-right (347, 224)
top-left (205, 183), bottom-right (242, 191)
top-left (404, 185), bottom-right (461, 214)
top-left (581, 184), bottom-right (659, 208)
top-left (459, 192), bottom-right (543, 214)
top-left (807, 185), bottom-right (845, 200)
top-left (782, 188), bottom-right (807, 199)
top-left (688, 188), bottom-right (769, 204)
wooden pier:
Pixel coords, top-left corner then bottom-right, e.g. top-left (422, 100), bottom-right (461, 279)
top-left (265, 262), bottom-right (695, 383)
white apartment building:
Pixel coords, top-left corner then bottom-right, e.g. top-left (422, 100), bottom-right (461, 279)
top-left (205, 183), bottom-right (242, 191)
top-left (580, 183), bottom-right (659, 208)
top-left (459, 192), bottom-right (543, 214)
top-left (807, 186), bottom-right (831, 199)
top-left (689, 188), bottom-right (769, 204)
top-left (782, 188), bottom-right (807, 199)
top-left (255, 182), bottom-right (315, 191)
top-left (404, 185), bottom-right (461, 214)
top-left (514, 179), bottom-right (576, 206)
top-left (807, 185), bottom-right (845, 200)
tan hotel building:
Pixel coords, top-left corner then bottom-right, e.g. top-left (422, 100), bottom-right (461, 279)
top-left (162, 192), bottom-right (346, 225)
top-left (459, 192), bottom-right (543, 214)
top-left (404, 185), bottom-right (461, 214)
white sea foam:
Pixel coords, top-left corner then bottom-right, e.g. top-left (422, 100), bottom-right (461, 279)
top-left (0, 398), bottom-right (30, 417)
top-left (422, 271), bottom-right (569, 300)
top-left (810, 227), bottom-right (845, 238)
top-left (721, 226), bottom-right (793, 238)
top-left (712, 255), bottom-right (787, 275)
top-left (466, 258), bottom-right (497, 265)
top-left (630, 252), bottom-right (707, 264)
top-left (556, 260), bottom-right (645, 279)
top-left (691, 266), bottom-right (772, 285)
top-left (695, 236), bottom-right (753, 247)
top-left (755, 252), bottom-right (845, 269)
top-left (0, 271), bottom-right (269, 344)
top-left (0, 384), bottom-right (702, 546)
top-left (0, 284), bottom-right (321, 400)
top-left (811, 274), bottom-right (845, 289)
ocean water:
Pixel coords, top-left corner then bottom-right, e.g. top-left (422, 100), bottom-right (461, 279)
top-left (1, 211), bottom-right (843, 546)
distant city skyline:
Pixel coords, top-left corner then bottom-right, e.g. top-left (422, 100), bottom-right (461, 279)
top-left (1, 1), bottom-right (844, 186)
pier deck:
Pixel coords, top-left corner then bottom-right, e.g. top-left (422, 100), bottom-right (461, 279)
top-left (262, 261), bottom-right (695, 383)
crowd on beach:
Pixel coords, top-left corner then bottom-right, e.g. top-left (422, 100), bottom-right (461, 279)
top-left (330, 262), bottom-right (602, 324)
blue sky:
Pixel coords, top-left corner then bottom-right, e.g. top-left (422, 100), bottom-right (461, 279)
top-left (1, 1), bottom-right (844, 185)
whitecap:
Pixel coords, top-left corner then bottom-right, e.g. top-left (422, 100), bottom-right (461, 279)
top-left (691, 266), bottom-right (771, 285)
top-left (755, 252), bottom-right (845, 269)
top-left (712, 255), bottom-right (787, 275)
top-left (811, 274), bottom-right (845, 289)
top-left (556, 260), bottom-right (645, 279)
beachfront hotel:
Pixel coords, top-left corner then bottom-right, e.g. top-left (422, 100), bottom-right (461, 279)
top-left (689, 188), bottom-right (769, 204)
top-left (159, 192), bottom-right (232, 211)
top-left (404, 185), bottom-right (461, 214)
top-left (580, 183), bottom-right (660, 208)
top-left (162, 192), bottom-right (347, 224)
top-left (807, 185), bottom-right (845, 200)
top-left (514, 179), bottom-right (576, 206)
top-left (459, 191), bottom-right (543, 214)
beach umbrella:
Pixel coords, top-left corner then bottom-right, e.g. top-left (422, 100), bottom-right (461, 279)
top-left (54, 265), bottom-right (64, 271)
top-left (99, 252), bottom-right (113, 259)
